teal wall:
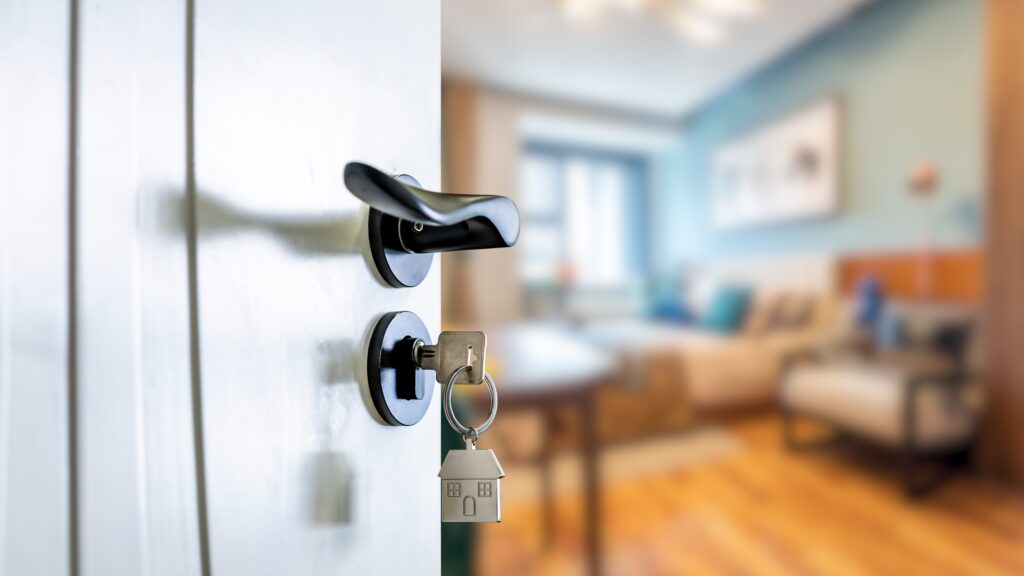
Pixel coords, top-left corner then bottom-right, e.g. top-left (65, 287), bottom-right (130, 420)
top-left (651, 0), bottom-right (985, 278)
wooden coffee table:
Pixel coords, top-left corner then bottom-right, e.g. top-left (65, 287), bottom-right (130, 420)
top-left (486, 324), bottom-right (615, 576)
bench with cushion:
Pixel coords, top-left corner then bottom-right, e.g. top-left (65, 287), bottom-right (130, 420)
top-left (780, 303), bottom-right (981, 498)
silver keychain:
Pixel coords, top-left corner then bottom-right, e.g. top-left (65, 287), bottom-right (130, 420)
top-left (438, 365), bottom-right (505, 523)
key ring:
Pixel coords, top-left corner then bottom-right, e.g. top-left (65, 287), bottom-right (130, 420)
top-left (443, 364), bottom-right (498, 440)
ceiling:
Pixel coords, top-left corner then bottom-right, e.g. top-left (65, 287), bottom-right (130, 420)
top-left (443, 0), bottom-right (869, 118)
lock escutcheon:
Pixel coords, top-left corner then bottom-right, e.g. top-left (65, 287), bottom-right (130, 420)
top-left (366, 312), bottom-right (489, 426)
top-left (365, 311), bottom-right (433, 426)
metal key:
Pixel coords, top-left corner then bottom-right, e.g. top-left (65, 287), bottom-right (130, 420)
top-left (413, 331), bottom-right (486, 385)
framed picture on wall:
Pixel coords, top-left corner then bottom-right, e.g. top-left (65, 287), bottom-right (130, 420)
top-left (712, 99), bottom-right (840, 229)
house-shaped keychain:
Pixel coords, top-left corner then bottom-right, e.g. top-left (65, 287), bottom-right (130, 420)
top-left (439, 447), bottom-right (506, 523)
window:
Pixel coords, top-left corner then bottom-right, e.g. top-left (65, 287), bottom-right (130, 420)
top-left (477, 482), bottom-right (493, 497)
top-left (519, 145), bottom-right (647, 290)
top-left (446, 482), bottom-right (461, 497)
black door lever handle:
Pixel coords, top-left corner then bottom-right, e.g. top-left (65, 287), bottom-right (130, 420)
top-left (344, 161), bottom-right (521, 287)
top-left (344, 162), bottom-right (519, 251)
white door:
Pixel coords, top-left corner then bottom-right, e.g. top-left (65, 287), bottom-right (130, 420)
top-left (1, 0), bottom-right (442, 574)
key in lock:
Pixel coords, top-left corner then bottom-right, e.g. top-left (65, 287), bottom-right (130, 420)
top-left (414, 331), bottom-right (486, 385)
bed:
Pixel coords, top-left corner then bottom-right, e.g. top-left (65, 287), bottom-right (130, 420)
top-left (580, 255), bottom-right (839, 439)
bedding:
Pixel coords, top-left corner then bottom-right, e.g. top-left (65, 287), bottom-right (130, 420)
top-left (583, 254), bottom-right (839, 427)
top-left (584, 313), bottom-right (832, 411)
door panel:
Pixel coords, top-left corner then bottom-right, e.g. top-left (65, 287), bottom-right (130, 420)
top-left (77, 0), bottom-right (202, 574)
top-left (194, 1), bottom-right (441, 574)
top-left (0, 1), bottom-right (71, 574)
top-left (1, 1), bottom-right (440, 573)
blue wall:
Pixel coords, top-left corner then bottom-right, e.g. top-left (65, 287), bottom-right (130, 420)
top-left (651, 0), bottom-right (985, 277)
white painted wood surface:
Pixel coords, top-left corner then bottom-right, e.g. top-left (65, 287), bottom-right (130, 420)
top-left (192, 1), bottom-right (441, 574)
top-left (0, 1), bottom-right (72, 574)
top-left (77, 0), bottom-right (202, 574)
top-left (1, 0), bottom-right (441, 573)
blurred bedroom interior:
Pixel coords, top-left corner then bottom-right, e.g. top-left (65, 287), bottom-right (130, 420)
top-left (439, 0), bottom-right (1024, 574)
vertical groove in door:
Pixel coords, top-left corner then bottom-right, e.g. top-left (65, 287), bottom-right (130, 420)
top-left (67, 0), bottom-right (80, 573)
top-left (0, 82), bottom-right (8, 576)
top-left (0, 224), bottom-right (6, 576)
top-left (184, 0), bottom-right (212, 573)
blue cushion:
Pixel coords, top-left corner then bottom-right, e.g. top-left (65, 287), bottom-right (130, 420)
top-left (699, 285), bottom-right (752, 333)
top-left (650, 295), bottom-right (691, 324)
top-left (874, 310), bottom-right (904, 350)
top-left (855, 276), bottom-right (885, 330)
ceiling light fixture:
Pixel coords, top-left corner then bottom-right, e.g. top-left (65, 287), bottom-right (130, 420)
top-left (610, 0), bottom-right (645, 13)
top-left (562, 0), bottom-right (603, 22)
top-left (673, 11), bottom-right (725, 45)
top-left (556, 0), bottom-right (746, 45)
top-left (694, 0), bottom-right (762, 18)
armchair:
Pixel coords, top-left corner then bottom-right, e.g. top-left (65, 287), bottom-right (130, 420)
top-left (780, 319), bottom-right (981, 498)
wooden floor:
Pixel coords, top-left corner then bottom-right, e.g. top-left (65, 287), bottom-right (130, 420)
top-left (477, 414), bottom-right (1024, 576)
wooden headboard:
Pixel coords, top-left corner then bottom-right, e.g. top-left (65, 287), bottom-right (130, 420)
top-left (837, 249), bottom-right (983, 303)
top-left (689, 254), bottom-right (836, 311)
